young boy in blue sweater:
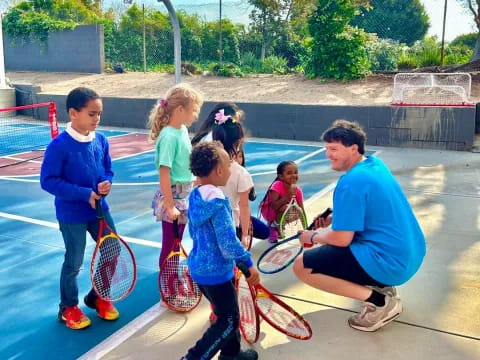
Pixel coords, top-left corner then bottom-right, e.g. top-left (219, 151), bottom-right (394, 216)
top-left (40, 87), bottom-right (119, 330)
top-left (181, 141), bottom-right (260, 360)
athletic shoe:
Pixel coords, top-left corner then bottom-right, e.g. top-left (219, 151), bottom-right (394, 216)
top-left (370, 286), bottom-right (397, 298)
top-left (58, 305), bottom-right (91, 330)
top-left (84, 295), bottom-right (119, 321)
top-left (219, 349), bottom-right (258, 360)
top-left (348, 295), bottom-right (403, 332)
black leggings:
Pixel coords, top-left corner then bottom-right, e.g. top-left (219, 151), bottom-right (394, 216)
top-left (185, 279), bottom-right (240, 360)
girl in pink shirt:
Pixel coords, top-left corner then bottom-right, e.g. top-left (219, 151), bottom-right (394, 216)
top-left (260, 161), bottom-right (305, 243)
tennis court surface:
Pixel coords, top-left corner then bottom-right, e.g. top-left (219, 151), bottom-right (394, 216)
top-left (0, 119), bottom-right (478, 359)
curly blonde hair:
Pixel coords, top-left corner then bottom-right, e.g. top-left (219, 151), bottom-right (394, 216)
top-left (147, 84), bottom-right (203, 142)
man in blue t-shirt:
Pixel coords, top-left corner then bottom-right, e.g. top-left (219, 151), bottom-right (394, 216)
top-left (293, 120), bottom-right (426, 332)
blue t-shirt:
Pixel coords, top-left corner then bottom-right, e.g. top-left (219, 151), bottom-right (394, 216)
top-left (332, 156), bottom-right (426, 286)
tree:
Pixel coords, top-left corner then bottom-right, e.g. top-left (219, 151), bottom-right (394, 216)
top-left (455, 0), bottom-right (480, 60)
top-left (307, 0), bottom-right (370, 80)
top-left (248, 0), bottom-right (281, 61)
top-left (351, 0), bottom-right (429, 46)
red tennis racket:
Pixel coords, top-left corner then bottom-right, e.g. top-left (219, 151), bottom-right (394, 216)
top-left (235, 268), bottom-right (260, 344)
top-left (158, 220), bottom-right (202, 312)
top-left (91, 200), bottom-right (137, 302)
top-left (253, 283), bottom-right (312, 340)
top-left (236, 262), bottom-right (312, 340)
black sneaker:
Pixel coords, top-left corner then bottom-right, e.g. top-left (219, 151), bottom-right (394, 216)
top-left (219, 349), bottom-right (258, 360)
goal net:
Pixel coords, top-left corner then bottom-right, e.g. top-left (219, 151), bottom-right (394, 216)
top-left (391, 73), bottom-right (473, 106)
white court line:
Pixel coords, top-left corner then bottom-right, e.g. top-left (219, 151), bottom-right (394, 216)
top-left (0, 211), bottom-right (161, 248)
top-left (77, 303), bottom-right (166, 360)
top-left (112, 148), bottom-right (154, 162)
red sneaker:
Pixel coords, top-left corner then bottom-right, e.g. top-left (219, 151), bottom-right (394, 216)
top-left (58, 306), bottom-right (91, 330)
top-left (85, 296), bottom-right (119, 321)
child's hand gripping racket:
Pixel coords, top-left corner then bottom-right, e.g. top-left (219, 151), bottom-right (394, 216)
top-left (158, 220), bottom-right (202, 312)
top-left (235, 267), bottom-right (260, 344)
top-left (257, 208), bottom-right (332, 274)
top-left (237, 263), bottom-right (312, 340)
top-left (91, 199), bottom-right (137, 301)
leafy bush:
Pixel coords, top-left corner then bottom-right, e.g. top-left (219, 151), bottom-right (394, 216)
top-left (240, 51), bottom-right (262, 73)
top-left (262, 56), bottom-right (288, 74)
top-left (366, 37), bottom-right (402, 71)
top-left (450, 33), bottom-right (478, 50)
top-left (444, 44), bottom-right (473, 65)
top-left (210, 62), bottom-right (243, 77)
top-left (397, 54), bottom-right (417, 70)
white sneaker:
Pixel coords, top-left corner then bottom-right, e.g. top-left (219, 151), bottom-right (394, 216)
top-left (348, 295), bottom-right (403, 332)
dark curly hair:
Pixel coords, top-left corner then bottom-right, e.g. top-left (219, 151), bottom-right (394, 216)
top-left (66, 87), bottom-right (100, 113)
top-left (322, 119), bottom-right (367, 155)
top-left (190, 141), bottom-right (224, 177)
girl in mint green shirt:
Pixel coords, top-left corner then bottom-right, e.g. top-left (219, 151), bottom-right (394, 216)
top-left (147, 84), bottom-right (203, 270)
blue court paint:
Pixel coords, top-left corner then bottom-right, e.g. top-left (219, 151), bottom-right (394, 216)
top-left (0, 126), bottom-right (128, 156)
top-left (0, 138), bottom-right (334, 359)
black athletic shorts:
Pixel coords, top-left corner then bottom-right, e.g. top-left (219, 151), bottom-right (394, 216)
top-left (302, 245), bottom-right (388, 287)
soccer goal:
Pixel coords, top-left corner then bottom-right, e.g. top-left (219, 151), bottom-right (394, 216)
top-left (391, 73), bottom-right (473, 106)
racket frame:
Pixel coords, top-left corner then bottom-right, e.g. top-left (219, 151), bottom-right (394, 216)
top-left (257, 207), bottom-right (333, 274)
top-left (235, 268), bottom-right (260, 344)
top-left (278, 198), bottom-right (307, 239)
top-left (158, 220), bottom-right (202, 312)
top-left (253, 283), bottom-right (312, 340)
top-left (91, 201), bottom-right (137, 302)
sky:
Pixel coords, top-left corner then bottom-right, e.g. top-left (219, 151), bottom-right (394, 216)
top-left (0, 0), bottom-right (478, 41)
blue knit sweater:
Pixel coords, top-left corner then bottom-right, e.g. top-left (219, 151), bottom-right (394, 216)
top-left (40, 131), bottom-right (113, 223)
top-left (187, 186), bottom-right (253, 285)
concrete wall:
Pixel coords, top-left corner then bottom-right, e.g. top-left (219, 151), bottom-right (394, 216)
top-left (5, 25), bottom-right (104, 73)
top-left (15, 88), bottom-right (477, 151)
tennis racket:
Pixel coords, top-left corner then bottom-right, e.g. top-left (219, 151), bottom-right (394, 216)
top-left (91, 200), bottom-right (137, 302)
top-left (257, 208), bottom-right (332, 274)
top-left (158, 220), bottom-right (202, 312)
top-left (244, 220), bottom-right (254, 250)
top-left (279, 197), bottom-right (308, 239)
top-left (236, 263), bottom-right (312, 340)
top-left (235, 267), bottom-right (260, 344)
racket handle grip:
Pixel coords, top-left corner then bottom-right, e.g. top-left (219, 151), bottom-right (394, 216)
top-left (95, 197), bottom-right (104, 219)
top-left (236, 261), bottom-right (251, 278)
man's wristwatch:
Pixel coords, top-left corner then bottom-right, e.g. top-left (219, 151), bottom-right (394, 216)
top-left (309, 231), bottom-right (318, 245)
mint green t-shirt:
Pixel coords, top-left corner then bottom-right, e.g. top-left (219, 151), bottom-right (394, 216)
top-left (155, 125), bottom-right (194, 183)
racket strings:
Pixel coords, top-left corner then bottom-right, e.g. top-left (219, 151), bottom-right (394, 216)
top-left (93, 236), bottom-right (135, 301)
top-left (159, 254), bottom-right (201, 311)
top-left (237, 275), bottom-right (258, 343)
top-left (256, 295), bottom-right (311, 339)
top-left (258, 240), bottom-right (302, 273)
top-left (281, 206), bottom-right (305, 239)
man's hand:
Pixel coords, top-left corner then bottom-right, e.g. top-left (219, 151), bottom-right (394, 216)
top-left (312, 214), bottom-right (332, 229)
top-left (246, 266), bottom-right (260, 286)
top-left (299, 230), bottom-right (316, 247)
top-left (97, 180), bottom-right (112, 195)
top-left (88, 191), bottom-right (101, 209)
